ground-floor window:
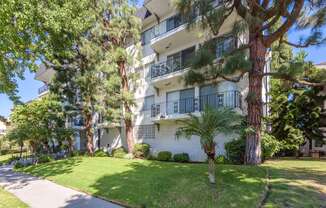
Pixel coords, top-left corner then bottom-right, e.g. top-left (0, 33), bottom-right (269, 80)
top-left (135, 125), bottom-right (155, 140)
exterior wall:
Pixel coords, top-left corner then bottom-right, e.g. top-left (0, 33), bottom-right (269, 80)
top-left (0, 121), bottom-right (8, 136)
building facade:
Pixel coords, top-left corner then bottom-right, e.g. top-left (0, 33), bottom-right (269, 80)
top-left (35, 0), bottom-right (270, 161)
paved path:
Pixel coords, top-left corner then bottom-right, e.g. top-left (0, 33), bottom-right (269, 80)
top-left (0, 165), bottom-right (122, 208)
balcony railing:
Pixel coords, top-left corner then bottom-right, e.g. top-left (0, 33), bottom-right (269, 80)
top-left (151, 91), bottom-right (242, 118)
top-left (151, 54), bottom-right (195, 79)
top-left (38, 84), bottom-right (49, 95)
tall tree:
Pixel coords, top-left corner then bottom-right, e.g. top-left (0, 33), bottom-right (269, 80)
top-left (51, 0), bottom-right (141, 154)
top-left (175, 0), bottom-right (326, 164)
top-left (270, 53), bottom-right (326, 152)
top-left (176, 107), bottom-right (243, 184)
top-left (0, 0), bottom-right (92, 101)
top-left (83, 0), bottom-right (141, 152)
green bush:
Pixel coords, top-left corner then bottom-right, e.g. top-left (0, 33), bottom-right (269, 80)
top-left (157, 151), bottom-right (172, 161)
top-left (94, 150), bottom-right (108, 157)
top-left (225, 137), bottom-right (246, 164)
top-left (262, 132), bottom-right (281, 160)
top-left (173, 153), bottom-right (190, 163)
top-left (215, 155), bottom-right (229, 164)
top-left (38, 155), bottom-right (53, 163)
top-left (14, 162), bottom-right (24, 169)
top-left (133, 143), bottom-right (150, 158)
top-left (112, 147), bottom-right (127, 158)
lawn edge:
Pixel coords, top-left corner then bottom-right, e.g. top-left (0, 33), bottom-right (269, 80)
top-left (14, 168), bottom-right (136, 208)
top-left (256, 167), bottom-right (270, 208)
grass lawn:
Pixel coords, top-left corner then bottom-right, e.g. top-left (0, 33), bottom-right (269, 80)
top-left (18, 157), bottom-right (266, 208)
top-left (0, 187), bottom-right (28, 208)
top-left (262, 159), bottom-right (326, 208)
top-left (0, 154), bottom-right (13, 164)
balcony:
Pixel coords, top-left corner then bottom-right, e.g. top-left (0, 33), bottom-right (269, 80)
top-left (150, 47), bottom-right (194, 87)
top-left (150, 13), bottom-right (199, 52)
top-left (35, 64), bottom-right (55, 83)
top-left (38, 84), bottom-right (49, 96)
top-left (151, 90), bottom-right (242, 123)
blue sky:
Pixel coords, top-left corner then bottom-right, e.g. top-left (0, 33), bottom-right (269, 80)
top-left (0, 8), bottom-right (325, 118)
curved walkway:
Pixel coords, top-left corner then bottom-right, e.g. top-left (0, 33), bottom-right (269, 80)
top-left (0, 165), bottom-right (122, 208)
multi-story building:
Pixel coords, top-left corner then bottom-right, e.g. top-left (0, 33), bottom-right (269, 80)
top-left (35, 0), bottom-right (270, 161)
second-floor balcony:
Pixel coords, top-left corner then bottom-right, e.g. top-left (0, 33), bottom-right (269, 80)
top-left (150, 90), bottom-right (242, 122)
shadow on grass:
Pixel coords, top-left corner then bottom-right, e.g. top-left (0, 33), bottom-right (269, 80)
top-left (19, 157), bottom-right (82, 178)
top-left (88, 161), bottom-right (266, 208)
top-left (263, 160), bottom-right (326, 208)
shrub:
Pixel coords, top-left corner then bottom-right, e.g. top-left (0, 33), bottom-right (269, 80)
top-left (173, 153), bottom-right (190, 163)
top-left (157, 151), bottom-right (172, 161)
top-left (94, 150), bottom-right (108, 157)
top-left (38, 155), bottom-right (53, 163)
top-left (14, 162), bottom-right (24, 169)
top-left (112, 147), bottom-right (127, 158)
top-left (262, 132), bottom-right (281, 160)
top-left (133, 143), bottom-right (150, 158)
top-left (225, 137), bottom-right (246, 164)
top-left (215, 155), bottom-right (229, 164)
top-left (7, 156), bottom-right (20, 164)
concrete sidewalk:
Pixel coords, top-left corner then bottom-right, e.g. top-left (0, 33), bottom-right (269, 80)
top-left (0, 165), bottom-right (122, 208)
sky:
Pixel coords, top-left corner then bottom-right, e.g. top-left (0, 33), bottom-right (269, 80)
top-left (0, 5), bottom-right (325, 119)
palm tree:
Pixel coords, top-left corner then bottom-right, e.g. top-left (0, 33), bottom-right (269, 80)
top-left (176, 107), bottom-right (243, 184)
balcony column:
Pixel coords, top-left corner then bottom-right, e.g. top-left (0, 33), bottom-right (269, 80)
top-left (194, 86), bottom-right (200, 112)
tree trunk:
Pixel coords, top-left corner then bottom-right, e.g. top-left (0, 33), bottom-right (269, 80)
top-left (118, 61), bottom-right (134, 153)
top-left (85, 113), bottom-right (94, 155)
top-left (245, 34), bottom-right (266, 165)
top-left (207, 156), bottom-right (216, 184)
top-left (19, 144), bottom-right (23, 159)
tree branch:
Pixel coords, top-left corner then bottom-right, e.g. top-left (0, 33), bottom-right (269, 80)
top-left (263, 0), bottom-right (304, 47)
top-left (263, 72), bottom-right (326, 87)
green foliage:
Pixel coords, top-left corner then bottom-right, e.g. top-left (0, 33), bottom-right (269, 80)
top-left (38, 155), bottom-right (53, 164)
top-left (132, 143), bottom-right (150, 159)
top-left (157, 151), bottom-right (172, 161)
top-left (176, 107), bottom-right (243, 159)
top-left (112, 147), bottom-right (127, 159)
top-left (14, 162), bottom-right (24, 169)
top-left (225, 137), bottom-right (246, 164)
top-left (215, 155), bottom-right (229, 164)
top-left (261, 133), bottom-right (281, 159)
top-left (269, 54), bottom-right (325, 151)
top-left (94, 150), bottom-right (108, 157)
top-left (0, 0), bottom-right (93, 100)
top-left (173, 153), bottom-right (190, 163)
top-left (7, 95), bottom-right (71, 154)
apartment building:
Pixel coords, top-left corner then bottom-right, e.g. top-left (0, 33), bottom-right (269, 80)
top-left (35, 0), bottom-right (270, 161)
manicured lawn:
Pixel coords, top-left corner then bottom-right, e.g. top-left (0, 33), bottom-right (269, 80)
top-left (0, 187), bottom-right (28, 208)
top-left (262, 159), bottom-right (326, 208)
top-left (0, 154), bottom-right (13, 164)
top-left (18, 157), bottom-right (266, 208)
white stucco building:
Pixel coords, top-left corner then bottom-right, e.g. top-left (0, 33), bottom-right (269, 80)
top-left (35, 0), bottom-right (270, 161)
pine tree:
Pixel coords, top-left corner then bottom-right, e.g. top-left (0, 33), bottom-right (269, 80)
top-left (83, 0), bottom-right (141, 152)
top-left (175, 0), bottom-right (326, 164)
top-left (51, 0), bottom-right (141, 154)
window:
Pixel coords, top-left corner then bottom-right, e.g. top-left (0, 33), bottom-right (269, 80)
top-left (216, 36), bottom-right (236, 58)
top-left (181, 46), bottom-right (196, 68)
top-left (141, 27), bottom-right (154, 45)
top-left (141, 95), bottom-right (154, 111)
top-left (315, 139), bottom-right (324, 147)
top-left (200, 84), bottom-right (218, 110)
top-left (166, 14), bottom-right (183, 32)
top-left (179, 88), bottom-right (195, 113)
top-left (135, 125), bottom-right (155, 140)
